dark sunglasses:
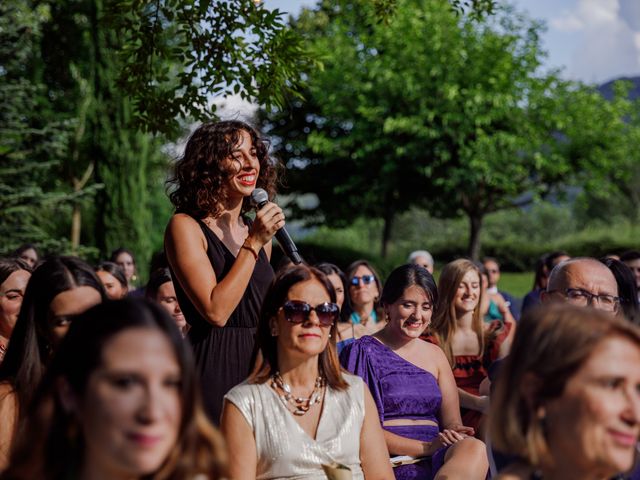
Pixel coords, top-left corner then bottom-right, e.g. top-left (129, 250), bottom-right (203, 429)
top-left (350, 275), bottom-right (375, 286)
top-left (282, 300), bottom-right (339, 327)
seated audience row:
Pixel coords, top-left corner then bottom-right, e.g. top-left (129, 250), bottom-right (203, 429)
top-left (1, 250), bottom-right (640, 479)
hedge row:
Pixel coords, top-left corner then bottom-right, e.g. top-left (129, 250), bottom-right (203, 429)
top-left (281, 233), bottom-right (639, 275)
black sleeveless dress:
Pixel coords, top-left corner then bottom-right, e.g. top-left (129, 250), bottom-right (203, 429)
top-left (171, 217), bottom-right (274, 424)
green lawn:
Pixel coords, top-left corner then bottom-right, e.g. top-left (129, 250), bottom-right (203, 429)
top-left (499, 272), bottom-right (534, 298)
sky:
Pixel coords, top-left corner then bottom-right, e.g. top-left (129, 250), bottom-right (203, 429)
top-left (264, 0), bottom-right (640, 85)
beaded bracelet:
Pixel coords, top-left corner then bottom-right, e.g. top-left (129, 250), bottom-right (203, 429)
top-left (241, 241), bottom-right (259, 261)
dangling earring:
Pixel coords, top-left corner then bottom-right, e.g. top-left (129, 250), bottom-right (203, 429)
top-left (271, 328), bottom-right (278, 337)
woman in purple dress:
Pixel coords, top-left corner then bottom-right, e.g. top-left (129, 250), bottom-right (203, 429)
top-left (340, 264), bottom-right (488, 480)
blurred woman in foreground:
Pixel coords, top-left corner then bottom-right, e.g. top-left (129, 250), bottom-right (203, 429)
top-left (1, 298), bottom-right (226, 480)
top-left (490, 303), bottom-right (640, 480)
top-left (0, 256), bottom-right (105, 469)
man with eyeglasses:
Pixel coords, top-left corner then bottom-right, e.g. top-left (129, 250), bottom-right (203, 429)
top-left (487, 257), bottom-right (622, 477)
top-left (542, 257), bottom-right (620, 314)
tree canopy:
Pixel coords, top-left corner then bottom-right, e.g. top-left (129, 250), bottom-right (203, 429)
top-left (262, 0), bottom-right (627, 259)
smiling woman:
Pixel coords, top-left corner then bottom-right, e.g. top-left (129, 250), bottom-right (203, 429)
top-left (164, 120), bottom-right (282, 424)
top-left (221, 264), bottom-right (393, 480)
top-left (490, 303), bottom-right (640, 480)
top-left (340, 264), bottom-right (489, 480)
top-left (426, 259), bottom-right (513, 437)
top-left (1, 298), bottom-right (226, 480)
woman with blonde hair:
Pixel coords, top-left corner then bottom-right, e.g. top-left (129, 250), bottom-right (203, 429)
top-left (425, 259), bottom-right (513, 436)
top-left (490, 303), bottom-right (640, 480)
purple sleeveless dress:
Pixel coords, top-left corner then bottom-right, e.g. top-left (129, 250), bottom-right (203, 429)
top-left (340, 335), bottom-right (449, 480)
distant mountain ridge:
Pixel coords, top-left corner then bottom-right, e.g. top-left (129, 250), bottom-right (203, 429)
top-left (597, 76), bottom-right (640, 101)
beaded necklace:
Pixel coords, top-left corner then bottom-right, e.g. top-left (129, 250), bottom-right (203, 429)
top-left (271, 372), bottom-right (325, 416)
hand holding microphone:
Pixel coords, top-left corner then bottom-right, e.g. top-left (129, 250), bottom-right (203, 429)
top-left (250, 188), bottom-right (303, 265)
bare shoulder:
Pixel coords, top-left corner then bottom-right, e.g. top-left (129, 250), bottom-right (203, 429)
top-left (0, 382), bottom-right (14, 397)
top-left (166, 212), bottom-right (201, 233)
top-left (165, 213), bottom-right (207, 251)
top-left (418, 338), bottom-right (446, 358)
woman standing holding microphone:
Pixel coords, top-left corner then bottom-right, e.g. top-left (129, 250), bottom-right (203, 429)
top-left (164, 120), bottom-right (284, 424)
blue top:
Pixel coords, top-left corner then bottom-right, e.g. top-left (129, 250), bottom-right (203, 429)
top-left (350, 309), bottom-right (378, 325)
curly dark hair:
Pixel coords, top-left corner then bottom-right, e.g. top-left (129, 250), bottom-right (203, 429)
top-left (167, 120), bottom-right (279, 218)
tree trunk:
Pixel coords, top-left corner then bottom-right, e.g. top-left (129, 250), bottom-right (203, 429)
top-left (467, 213), bottom-right (484, 261)
top-left (70, 206), bottom-right (81, 252)
top-left (381, 209), bottom-right (394, 259)
top-left (70, 163), bottom-right (94, 252)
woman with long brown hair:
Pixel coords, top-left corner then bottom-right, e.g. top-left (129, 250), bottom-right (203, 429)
top-left (0, 256), bottom-right (105, 469)
top-left (164, 120), bottom-right (283, 423)
top-left (426, 259), bottom-right (513, 436)
top-left (341, 264), bottom-right (488, 480)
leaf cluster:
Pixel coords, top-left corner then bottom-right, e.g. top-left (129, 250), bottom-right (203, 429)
top-left (105, 0), bottom-right (315, 135)
top-left (0, 1), bottom-right (98, 251)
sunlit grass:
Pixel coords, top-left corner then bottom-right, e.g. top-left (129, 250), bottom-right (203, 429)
top-left (498, 272), bottom-right (534, 298)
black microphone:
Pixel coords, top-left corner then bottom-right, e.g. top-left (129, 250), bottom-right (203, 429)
top-left (250, 188), bottom-right (303, 265)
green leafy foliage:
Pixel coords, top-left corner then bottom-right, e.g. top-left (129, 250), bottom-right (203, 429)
top-left (0, 1), bottom-right (94, 254)
top-left (104, 0), bottom-right (315, 135)
top-left (262, 0), bottom-right (629, 259)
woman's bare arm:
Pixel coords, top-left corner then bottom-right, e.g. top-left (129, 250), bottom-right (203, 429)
top-left (165, 205), bottom-right (282, 327)
top-left (220, 400), bottom-right (258, 480)
top-left (359, 388), bottom-right (395, 479)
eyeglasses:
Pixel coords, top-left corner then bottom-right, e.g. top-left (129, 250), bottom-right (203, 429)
top-left (282, 300), bottom-right (339, 327)
top-left (547, 288), bottom-right (620, 312)
top-left (350, 275), bottom-right (375, 287)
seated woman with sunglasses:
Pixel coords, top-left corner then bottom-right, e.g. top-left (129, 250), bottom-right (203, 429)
top-left (341, 264), bottom-right (488, 480)
top-left (344, 260), bottom-right (386, 336)
top-left (221, 264), bottom-right (393, 480)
